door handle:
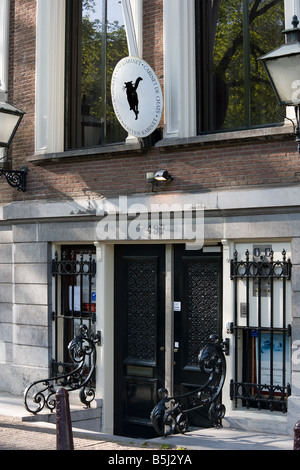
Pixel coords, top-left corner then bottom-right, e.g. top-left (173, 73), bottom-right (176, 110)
top-left (174, 348), bottom-right (179, 353)
top-left (160, 346), bottom-right (165, 352)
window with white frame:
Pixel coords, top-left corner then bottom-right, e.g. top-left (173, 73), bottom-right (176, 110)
top-left (195, 0), bottom-right (285, 134)
top-left (65, 0), bottom-right (129, 150)
top-left (35, 0), bottom-right (132, 154)
top-left (35, 1), bottom-right (292, 151)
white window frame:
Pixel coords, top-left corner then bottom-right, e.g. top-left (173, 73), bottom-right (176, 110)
top-left (163, 0), bottom-right (294, 139)
top-left (35, 0), bottom-right (142, 156)
top-left (163, 0), bottom-right (196, 139)
top-left (35, 0), bottom-right (295, 153)
top-left (0, 0), bottom-right (10, 162)
top-left (35, 0), bottom-right (65, 155)
top-left (0, 0), bottom-right (10, 102)
top-left (285, 1), bottom-right (300, 27)
top-left (285, 0), bottom-right (300, 122)
top-left (0, 0), bottom-right (10, 166)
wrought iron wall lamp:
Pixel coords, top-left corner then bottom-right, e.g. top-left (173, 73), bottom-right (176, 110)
top-left (147, 170), bottom-right (174, 191)
top-left (259, 15), bottom-right (300, 153)
top-left (0, 101), bottom-right (27, 191)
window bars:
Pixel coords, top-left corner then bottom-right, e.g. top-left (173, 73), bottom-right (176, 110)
top-left (51, 249), bottom-right (97, 378)
top-left (230, 249), bottom-right (292, 412)
top-left (24, 249), bottom-right (99, 414)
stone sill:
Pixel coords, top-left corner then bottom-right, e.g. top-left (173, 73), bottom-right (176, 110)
top-left (27, 141), bottom-right (142, 164)
top-left (3, 184), bottom-right (300, 222)
top-left (27, 124), bottom-right (295, 164)
top-left (157, 124), bottom-right (295, 149)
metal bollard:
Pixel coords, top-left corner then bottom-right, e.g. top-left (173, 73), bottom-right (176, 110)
top-left (56, 388), bottom-right (74, 450)
top-left (294, 420), bottom-right (300, 450)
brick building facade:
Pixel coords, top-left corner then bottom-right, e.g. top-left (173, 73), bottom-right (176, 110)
top-left (1, 0), bottom-right (300, 438)
top-left (4, 0), bottom-right (300, 201)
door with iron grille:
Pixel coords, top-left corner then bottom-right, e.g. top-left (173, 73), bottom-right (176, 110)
top-left (52, 245), bottom-right (96, 378)
top-left (114, 244), bottom-right (166, 438)
top-left (114, 244), bottom-right (224, 437)
top-left (173, 245), bottom-right (223, 428)
top-left (230, 246), bottom-right (292, 412)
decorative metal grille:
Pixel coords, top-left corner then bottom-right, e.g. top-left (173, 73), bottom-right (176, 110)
top-left (186, 261), bottom-right (220, 366)
top-left (230, 249), bottom-right (292, 412)
top-left (151, 335), bottom-right (227, 436)
top-left (51, 248), bottom-right (96, 379)
top-left (127, 258), bottom-right (157, 362)
top-left (24, 248), bottom-right (100, 414)
top-left (24, 324), bottom-right (100, 413)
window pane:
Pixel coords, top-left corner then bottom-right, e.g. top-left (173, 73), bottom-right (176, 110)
top-left (213, 1), bottom-right (244, 129)
top-left (52, 246), bottom-right (96, 385)
top-left (106, 0), bottom-right (129, 144)
top-left (65, 0), bottom-right (128, 150)
top-left (81, 0), bottom-right (104, 147)
top-left (196, 0), bottom-right (285, 133)
top-left (248, 0), bottom-right (285, 127)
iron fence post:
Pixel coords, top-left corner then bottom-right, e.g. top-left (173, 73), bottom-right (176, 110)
top-left (294, 420), bottom-right (300, 450)
top-left (56, 388), bottom-right (74, 450)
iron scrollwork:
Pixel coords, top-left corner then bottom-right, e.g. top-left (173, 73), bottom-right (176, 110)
top-left (150, 335), bottom-right (226, 436)
top-left (0, 167), bottom-right (27, 192)
top-left (24, 325), bottom-right (100, 414)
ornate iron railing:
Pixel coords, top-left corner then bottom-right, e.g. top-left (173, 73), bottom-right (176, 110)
top-left (150, 335), bottom-right (226, 436)
top-left (24, 325), bottom-right (100, 414)
top-left (230, 248), bottom-right (292, 412)
top-left (52, 249), bottom-right (97, 369)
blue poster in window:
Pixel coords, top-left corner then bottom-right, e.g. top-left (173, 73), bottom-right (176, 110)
top-left (258, 332), bottom-right (290, 386)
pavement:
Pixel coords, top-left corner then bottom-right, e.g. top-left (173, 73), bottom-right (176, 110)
top-left (0, 392), bottom-right (295, 452)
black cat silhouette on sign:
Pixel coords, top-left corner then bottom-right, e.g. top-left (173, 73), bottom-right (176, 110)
top-left (123, 77), bottom-right (143, 120)
top-left (111, 57), bottom-right (163, 138)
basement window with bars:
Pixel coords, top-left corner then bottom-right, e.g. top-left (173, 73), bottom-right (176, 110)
top-left (51, 245), bottom-right (96, 378)
top-left (229, 246), bottom-right (292, 413)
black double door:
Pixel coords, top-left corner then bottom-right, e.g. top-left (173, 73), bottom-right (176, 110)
top-left (114, 244), bottom-right (222, 438)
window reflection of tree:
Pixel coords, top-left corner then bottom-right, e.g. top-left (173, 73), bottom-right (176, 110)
top-left (65, 0), bottom-right (128, 149)
top-left (196, 0), bottom-right (285, 133)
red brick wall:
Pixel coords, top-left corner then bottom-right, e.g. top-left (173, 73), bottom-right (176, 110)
top-left (143, 0), bottom-right (164, 133)
top-left (5, 138), bottom-right (296, 200)
top-left (2, 0), bottom-right (299, 204)
top-left (6, 0), bottom-right (36, 202)
top-left (143, 0), bottom-right (164, 90)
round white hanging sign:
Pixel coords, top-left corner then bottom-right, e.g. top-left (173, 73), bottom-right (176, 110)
top-left (111, 57), bottom-right (163, 138)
